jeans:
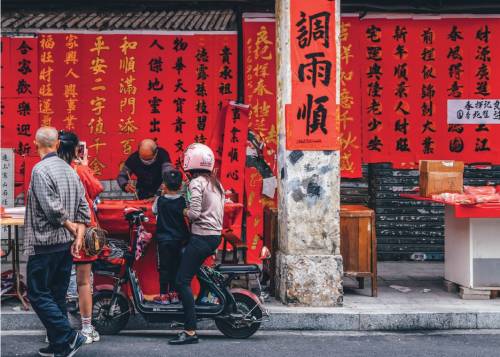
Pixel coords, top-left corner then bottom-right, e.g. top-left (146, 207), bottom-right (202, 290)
top-left (27, 249), bottom-right (76, 353)
top-left (157, 240), bottom-right (183, 295)
top-left (176, 234), bottom-right (221, 331)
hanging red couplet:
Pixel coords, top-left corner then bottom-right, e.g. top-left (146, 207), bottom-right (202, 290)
top-left (339, 16), bottom-right (363, 178)
top-left (287, 0), bottom-right (338, 150)
top-left (219, 101), bottom-right (249, 200)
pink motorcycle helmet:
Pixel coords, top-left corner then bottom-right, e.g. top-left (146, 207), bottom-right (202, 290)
top-left (183, 143), bottom-right (215, 172)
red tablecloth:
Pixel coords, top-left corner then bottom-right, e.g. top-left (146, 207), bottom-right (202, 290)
top-left (400, 194), bottom-right (500, 218)
top-left (96, 199), bottom-right (243, 235)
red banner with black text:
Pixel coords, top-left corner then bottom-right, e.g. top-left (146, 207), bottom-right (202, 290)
top-left (1, 36), bottom-right (39, 196)
top-left (287, 0), bottom-right (339, 150)
top-left (359, 17), bottom-right (500, 167)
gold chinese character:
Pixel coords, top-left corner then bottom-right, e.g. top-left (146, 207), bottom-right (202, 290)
top-left (120, 36), bottom-right (138, 55)
top-left (120, 138), bottom-right (135, 154)
top-left (120, 98), bottom-right (136, 115)
top-left (64, 50), bottom-right (78, 65)
top-left (90, 57), bottom-right (107, 75)
top-left (339, 110), bottom-right (353, 131)
top-left (254, 26), bottom-right (272, 60)
top-left (119, 76), bottom-right (137, 95)
top-left (39, 84), bottom-right (53, 97)
top-left (40, 35), bottom-right (55, 50)
top-left (39, 66), bottom-right (53, 82)
top-left (340, 88), bottom-right (354, 110)
top-left (252, 63), bottom-right (269, 78)
top-left (339, 131), bottom-right (359, 151)
top-left (342, 44), bottom-right (353, 65)
top-left (340, 22), bottom-right (351, 42)
top-left (65, 34), bottom-right (79, 49)
top-left (88, 117), bottom-right (106, 134)
top-left (41, 115), bottom-right (52, 127)
top-left (40, 52), bottom-right (54, 64)
top-left (120, 56), bottom-right (136, 73)
top-left (90, 97), bottom-right (106, 116)
top-left (252, 100), bottom-right (271, 118)
top-left (89, 137), bottom-right (107, 153)
top-left (89, 158), bottom-right (105, 176)
top-left (265, 124), bottom-right (277, 145)
top-left (64, 114), bottom-right (77, 130)
top-left (90, 36), bottom-right (109, 56)
top-left (340, 151), bottom-right (354, 172)
top-left (91, 85), bottom-right (106, 91)
top-left (341, 70), bottom-right (353, 87)
top-left (65, 68), bottom-right (80, 79)
top-left (119, 116), bottom-right (138, 134)
top-left (66, 98), bottom-right (78, 113)
top-left (64, 84), bottom-right (78, 98)
top-left (39, 99), bottom-right (54, 115)
top-left (252, 79), bottom-right (272, 96)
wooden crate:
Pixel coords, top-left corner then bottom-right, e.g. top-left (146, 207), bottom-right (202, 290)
top-left (340, 205), bottom-right (378, 297)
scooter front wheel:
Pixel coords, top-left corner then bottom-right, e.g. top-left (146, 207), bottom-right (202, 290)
top-left (215, 293), bottom-right (263, 339)
top-left (92, 290), bottom-right (130, 335)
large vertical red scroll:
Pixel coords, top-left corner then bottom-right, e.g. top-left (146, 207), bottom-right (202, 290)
top-left (339, 16), bottom-right (363, 178)
top-left (287, 0), bottom-right (338, 150)
top-left (243, 17), bottom-right (278, 263)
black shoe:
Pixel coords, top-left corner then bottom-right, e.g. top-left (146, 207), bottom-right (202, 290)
top-left (168, 331), bottom-right (199, 345)
top-left (39, 345), bottom-right (55, 357)
top-left (55, 332), bottom-right (86, 357)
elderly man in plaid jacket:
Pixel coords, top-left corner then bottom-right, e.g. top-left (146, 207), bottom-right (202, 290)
top-left (24, 127), bottom-right (90, 357)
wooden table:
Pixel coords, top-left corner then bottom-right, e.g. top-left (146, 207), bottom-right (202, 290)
top-left (340, 205), bottom-right (378, 297)
top-left (0, 217), bottom-right (29, 309)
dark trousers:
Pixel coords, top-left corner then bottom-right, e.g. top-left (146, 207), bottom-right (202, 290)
top-left (176, 234), bottom-right (221, 331)
top-left (157, 240), bottom-right (183, 295)
top-left (27, 249), bottom-right (75, 353)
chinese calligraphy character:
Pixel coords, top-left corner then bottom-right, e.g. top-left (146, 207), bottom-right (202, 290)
top-left (296, 11), bottom-right (331, 48)
top-left (296, 94), bottom-right (329, 136)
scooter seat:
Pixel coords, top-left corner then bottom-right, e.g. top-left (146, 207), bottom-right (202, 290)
top-left (215, 264), bottom-right (261, 275)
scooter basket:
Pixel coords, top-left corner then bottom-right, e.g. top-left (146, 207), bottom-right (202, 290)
top-left (93, 238), bottom-right (130, 276)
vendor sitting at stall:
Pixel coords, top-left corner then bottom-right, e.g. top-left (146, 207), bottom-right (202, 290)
top-left (117, 139), bottom-right (172, 199)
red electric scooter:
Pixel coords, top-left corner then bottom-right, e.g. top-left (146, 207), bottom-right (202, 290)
top-left (91, 207), bottom-right (269, 338)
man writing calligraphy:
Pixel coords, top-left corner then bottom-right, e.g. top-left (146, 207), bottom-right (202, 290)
top-left (117, 139), bottom-right (172, 199)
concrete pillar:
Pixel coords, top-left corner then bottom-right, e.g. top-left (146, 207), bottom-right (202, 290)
top-left (274, 0), bottom-right (343, 306)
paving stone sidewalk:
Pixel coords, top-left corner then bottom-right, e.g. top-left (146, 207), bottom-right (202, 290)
top-left (2, 262), bottom-right (499, 331)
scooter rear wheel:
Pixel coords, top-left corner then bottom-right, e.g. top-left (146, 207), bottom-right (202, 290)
top-left (92, 290), bottom-right (130, 335)
top-left (215, 293), bottom-right (262, 339)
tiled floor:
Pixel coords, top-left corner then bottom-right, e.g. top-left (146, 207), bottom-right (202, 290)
top-left (342, 262), bottom-right (500, 312)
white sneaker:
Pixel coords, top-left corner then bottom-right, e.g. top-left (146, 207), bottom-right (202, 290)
top-left (81, 326), bottom-right (100, 344)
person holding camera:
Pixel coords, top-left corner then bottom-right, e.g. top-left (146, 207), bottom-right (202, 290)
top-left (58, 131), bottom-right (104, 345)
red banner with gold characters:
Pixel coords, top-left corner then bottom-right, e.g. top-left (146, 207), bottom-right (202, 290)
top-left (359, 17), bottom-right (500, 167)
top-left (339, 16), bottom-right (363, 178)
top-left (32, 33), bottom-right (237, 179)
top-left (287, 0), bottom-right (339, 150)
top-left (243, 17), bottom-right (278, 263)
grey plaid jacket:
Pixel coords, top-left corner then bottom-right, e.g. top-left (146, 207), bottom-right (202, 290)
top-left (23, 153), bottom-right (91, 255)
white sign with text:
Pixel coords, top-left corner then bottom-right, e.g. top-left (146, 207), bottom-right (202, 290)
top-left (1, 148), bottom-right (15, 208)
top-left (447, 99), bottom-right (500, 124)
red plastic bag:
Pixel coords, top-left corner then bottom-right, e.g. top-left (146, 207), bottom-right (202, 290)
top-left (464, 186), bottom-right (496, 195)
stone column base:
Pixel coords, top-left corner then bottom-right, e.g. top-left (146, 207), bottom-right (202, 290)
top-left (275, 251), bottom-right (344, 306)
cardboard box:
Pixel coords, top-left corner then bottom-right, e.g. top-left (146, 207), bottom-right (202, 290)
top-left (419, 160), bottom-right (464, 197)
